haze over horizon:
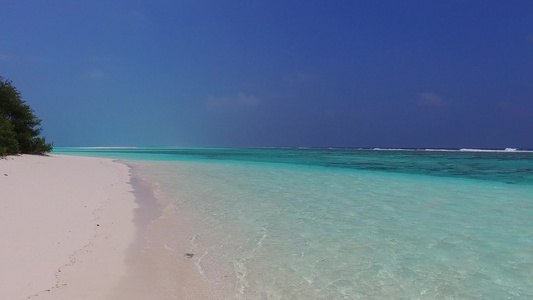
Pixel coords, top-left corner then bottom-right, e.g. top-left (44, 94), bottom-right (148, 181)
top-left (1, 1), bottom-right (532, 148)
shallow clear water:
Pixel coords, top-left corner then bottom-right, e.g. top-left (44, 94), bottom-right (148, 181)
top-left (54, 148), bottom-right (533, 299)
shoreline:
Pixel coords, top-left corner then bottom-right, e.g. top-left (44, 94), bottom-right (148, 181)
top-left (1, 154), bottom-right (223, 300)
top-left (110, 160), bottom-right (223, 300)
top-left (0, 154), bottom-right (138, 299)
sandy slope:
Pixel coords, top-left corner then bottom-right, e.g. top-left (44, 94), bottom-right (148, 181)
top-left (0, 154), bottom-right (137, 299)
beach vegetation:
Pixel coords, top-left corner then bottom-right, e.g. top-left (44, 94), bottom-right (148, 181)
top-left (0, 77), bottom-right (52, 156)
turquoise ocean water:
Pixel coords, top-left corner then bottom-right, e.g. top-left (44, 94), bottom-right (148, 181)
top-left (54, 147), bottom-right (533, 299)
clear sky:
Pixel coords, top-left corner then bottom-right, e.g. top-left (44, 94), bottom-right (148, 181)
top-left (1, 0), bottom-right (532, 148)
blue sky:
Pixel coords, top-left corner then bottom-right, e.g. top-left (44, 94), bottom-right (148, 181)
top-left (1, 0), bottom-right (532, 148)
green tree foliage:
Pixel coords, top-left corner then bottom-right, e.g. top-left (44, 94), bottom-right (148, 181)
top-left (0, 114), bottom-right (19, 156)
top-left (0, 77), bottom-right (52, 156)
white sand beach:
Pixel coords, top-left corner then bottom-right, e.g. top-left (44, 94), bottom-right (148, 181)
top-left (0, 154), bottom-right (137, 299)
